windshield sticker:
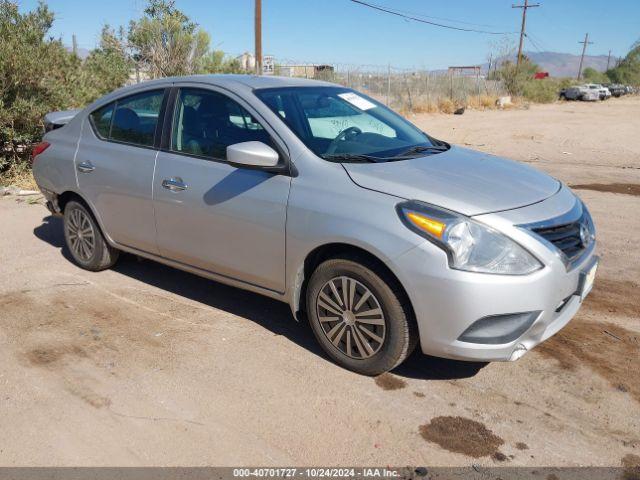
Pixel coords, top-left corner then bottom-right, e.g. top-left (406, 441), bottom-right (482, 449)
top-left (338, 92), bottom-right (376, 111)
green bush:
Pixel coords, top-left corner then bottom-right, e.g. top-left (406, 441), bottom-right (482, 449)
top-left (520, 78), bottom-right (575, 103)
top-left (0, 1), bottom-right (130, 176)
top-left (489, 56), bottom-right (578, 104)
top-left (0, 0), bottom-right (243, 181)
top-left (582, 67), bottom-right (609, 84)
top-left (607, 40), bottom-right (640, 85)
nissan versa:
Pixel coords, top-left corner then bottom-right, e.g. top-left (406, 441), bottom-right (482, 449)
top-left (32, 75), bottom-right (598, 375)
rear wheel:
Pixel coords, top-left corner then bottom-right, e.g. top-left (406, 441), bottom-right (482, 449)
top-left (306, 257), bottom-right (417, 375)
top-left (63, 200), bottom-right (119, 271)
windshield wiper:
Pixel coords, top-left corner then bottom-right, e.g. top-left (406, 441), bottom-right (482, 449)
top-left (395, 144), bottom-right (449, 157)
top-left (321, 153), bottom-right (381, 163)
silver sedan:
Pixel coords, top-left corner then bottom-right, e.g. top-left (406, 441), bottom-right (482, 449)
top-left (32, 75), bottom-right (597, 375)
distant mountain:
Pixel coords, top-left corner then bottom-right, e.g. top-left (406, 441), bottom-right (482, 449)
top-left (65, 46), bottom-right (90, 60)
top-left (489, 51), bottom-right (613, 78)
top-left (525, 51), bottom-right (611, 77)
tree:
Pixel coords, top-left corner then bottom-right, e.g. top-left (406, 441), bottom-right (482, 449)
top-left (128, 0), bottom-right (210, 78)
top-left (0, 0), bottom-right (251, 180)
top-left (0, 0), bottom-right (85, 171)
top-left (582, 67), bottom-right (609, 84)
top-left (492, 58), bottom-right (540, 96)
top-left (199, 50), bottom-right (244, 74)
top-left (606, 40), bottom-right (640, 85)
top-left (82, 25), bottom-right (132, 99)
top-left (0, 1), bottom-right (130, 175)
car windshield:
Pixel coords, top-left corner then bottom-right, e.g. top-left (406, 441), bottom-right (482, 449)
top-left (255, 86), bottom-right (446, 162)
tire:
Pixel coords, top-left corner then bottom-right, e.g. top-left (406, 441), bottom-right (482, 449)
top-left (306, 256), bottom-right (418, 375)
top-left (63, 200), bottom-right (119, 271)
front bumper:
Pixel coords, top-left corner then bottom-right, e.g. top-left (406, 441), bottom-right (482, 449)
top-left (392, 186), bottom-right (597, 362)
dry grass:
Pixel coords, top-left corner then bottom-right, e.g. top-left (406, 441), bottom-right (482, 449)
top-left (467, 94), bottom-right (499, 110)
top-left (0, 166), bottom-right (38, 190)
top-left (437, 98), bottom-right (456, 114)
top-left (403, 94), bottom-right (505, 115)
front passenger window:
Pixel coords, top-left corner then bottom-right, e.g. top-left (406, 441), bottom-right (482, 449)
top-left (111, 90), bottom-right (164, 147)
top-left (172, 88), bottom-right (270, 160)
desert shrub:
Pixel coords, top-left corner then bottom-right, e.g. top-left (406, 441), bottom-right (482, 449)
top-left (582, 67), bottom-right (609, 84)
top-left (489, 58), bottom-right (538, 96)
top-left (521, 79), bottom-right (561, 103)
top-left (607, 40), bottom-right (640, 86)
top-left (0, 0), bottom-right (243, 182)
top-left (437, 98), bottom-right (455, 114)
top-left (0, 1), bottom-right (130, 176)
top-left (467, 94), bottom-right (498, 110)
top-left (410, 99), bottom-right (439, 114)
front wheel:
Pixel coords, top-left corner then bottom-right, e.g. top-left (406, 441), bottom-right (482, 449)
top-left (63, 200), bottom-right (119, 271)
top-left (306, 257), bottom-right (417, 375)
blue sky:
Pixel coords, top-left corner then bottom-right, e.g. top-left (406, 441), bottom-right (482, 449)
top-left (20, 0), bottom-right (640, 69)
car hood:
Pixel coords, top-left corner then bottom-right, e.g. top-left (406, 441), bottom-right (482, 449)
top-left (343, 146), bottom-right (560, 216)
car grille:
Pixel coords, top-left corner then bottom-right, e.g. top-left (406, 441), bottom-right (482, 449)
top-left (528, 200), bottom-right (596, 268)
top-left (532, 220), bottom-right (585, 261)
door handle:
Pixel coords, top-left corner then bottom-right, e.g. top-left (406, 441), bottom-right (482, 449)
top-left (161, 177), bottom-right (188, 192)
top-left (77, 161), bottom-right (95, 173)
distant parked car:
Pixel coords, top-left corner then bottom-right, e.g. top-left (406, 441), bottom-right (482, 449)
top-left (560, 86), bottom-right (599, 101)
top-left (603, 84), bottom-right (626, 97)
top-left (584, 83), bottom-right (611, 100)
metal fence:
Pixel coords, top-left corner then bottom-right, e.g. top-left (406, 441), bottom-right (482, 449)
top-left (272, 63), bottom-right (508, 111)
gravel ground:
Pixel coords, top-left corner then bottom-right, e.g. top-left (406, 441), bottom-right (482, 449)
top-left (0, 97), bottom-right (638, 467)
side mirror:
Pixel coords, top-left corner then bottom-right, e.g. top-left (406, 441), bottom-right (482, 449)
top-left (226, 141), bottom-right (279, 168)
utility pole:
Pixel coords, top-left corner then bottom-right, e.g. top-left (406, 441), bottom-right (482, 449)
top-left (512, 0), bottom-right (540, 67)
top-left (72, 34), bottom-right (78, 56)
top-left (577, 33), bottom-right (593, 80)
top-left (254, 0), bottom-right (262, 75)
top-left (606, 49), bottom-right (612, 71)
top-left (386, 63), bottom-right (391, 105)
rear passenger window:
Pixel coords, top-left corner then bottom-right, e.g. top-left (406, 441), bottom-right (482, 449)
top-left (89, 103), bottom-right (114, 138)
top-left (171, 88), bottom-right (271, 160)
top-left (110, 90), bottom-right (164, 146)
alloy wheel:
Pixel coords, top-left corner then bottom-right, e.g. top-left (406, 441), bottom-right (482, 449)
top-left (67, 208), bottom-right (96, 262)
top-left (316, 276), bottom-right (386, 359)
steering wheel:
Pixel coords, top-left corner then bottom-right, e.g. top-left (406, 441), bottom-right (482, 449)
top-left (326, 126), bottom-right (363, 154)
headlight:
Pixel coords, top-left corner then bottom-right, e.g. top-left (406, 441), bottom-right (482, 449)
top-left (397, 201), bottom-right (543, 275)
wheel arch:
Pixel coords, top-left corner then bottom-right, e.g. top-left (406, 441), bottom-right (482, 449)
top-left (292, 242), bottom-right (416, 326)
top-left (54, 190), bottom-right (114, 246)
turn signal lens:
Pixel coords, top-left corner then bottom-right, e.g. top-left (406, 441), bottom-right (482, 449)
top-left (406, 212), bottom-right (446, 239)
top-left (397, 200), bottom-right (543, 275)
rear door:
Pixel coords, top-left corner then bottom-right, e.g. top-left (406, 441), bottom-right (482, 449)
top-left (75, 88), bottom-right (168, 253)
top-left (152, 85), bottom-right (291, 293)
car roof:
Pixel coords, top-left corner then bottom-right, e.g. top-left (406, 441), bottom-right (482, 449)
top-left (110, 74), bottom-right (337, 97)
top-left (85, 74), bottom-right (343, 113)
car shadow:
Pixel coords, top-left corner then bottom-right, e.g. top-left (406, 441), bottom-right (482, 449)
top-left (34, 214), bottom-right (486, 382)
top-left (393, 350), bottom-right (487, 380)
top-left (203, 169), bottom-right (271, 205)
top-left (32, 214), bottom-right (75, 263)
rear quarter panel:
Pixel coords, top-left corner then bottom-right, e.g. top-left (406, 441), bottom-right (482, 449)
top-left (33, 117), bottom-right (82, 195)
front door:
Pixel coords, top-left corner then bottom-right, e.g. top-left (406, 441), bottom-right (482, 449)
top-left (153, 87), bottom-right (291, 293)
top-left (75, 88), bottom-right (167, 253)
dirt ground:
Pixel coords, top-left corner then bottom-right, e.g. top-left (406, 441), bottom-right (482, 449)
top-left (0, 97), bottom-right (638, 467)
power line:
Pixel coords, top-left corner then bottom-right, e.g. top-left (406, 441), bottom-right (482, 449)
top-left (526, 31), bottom-right (549, 52)
top-left (368, 4), bottom-right (511, 29)
top-left (349, 0), bottom-right (517, 35)
top-left (524, 33), bottom-right (544, 54)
